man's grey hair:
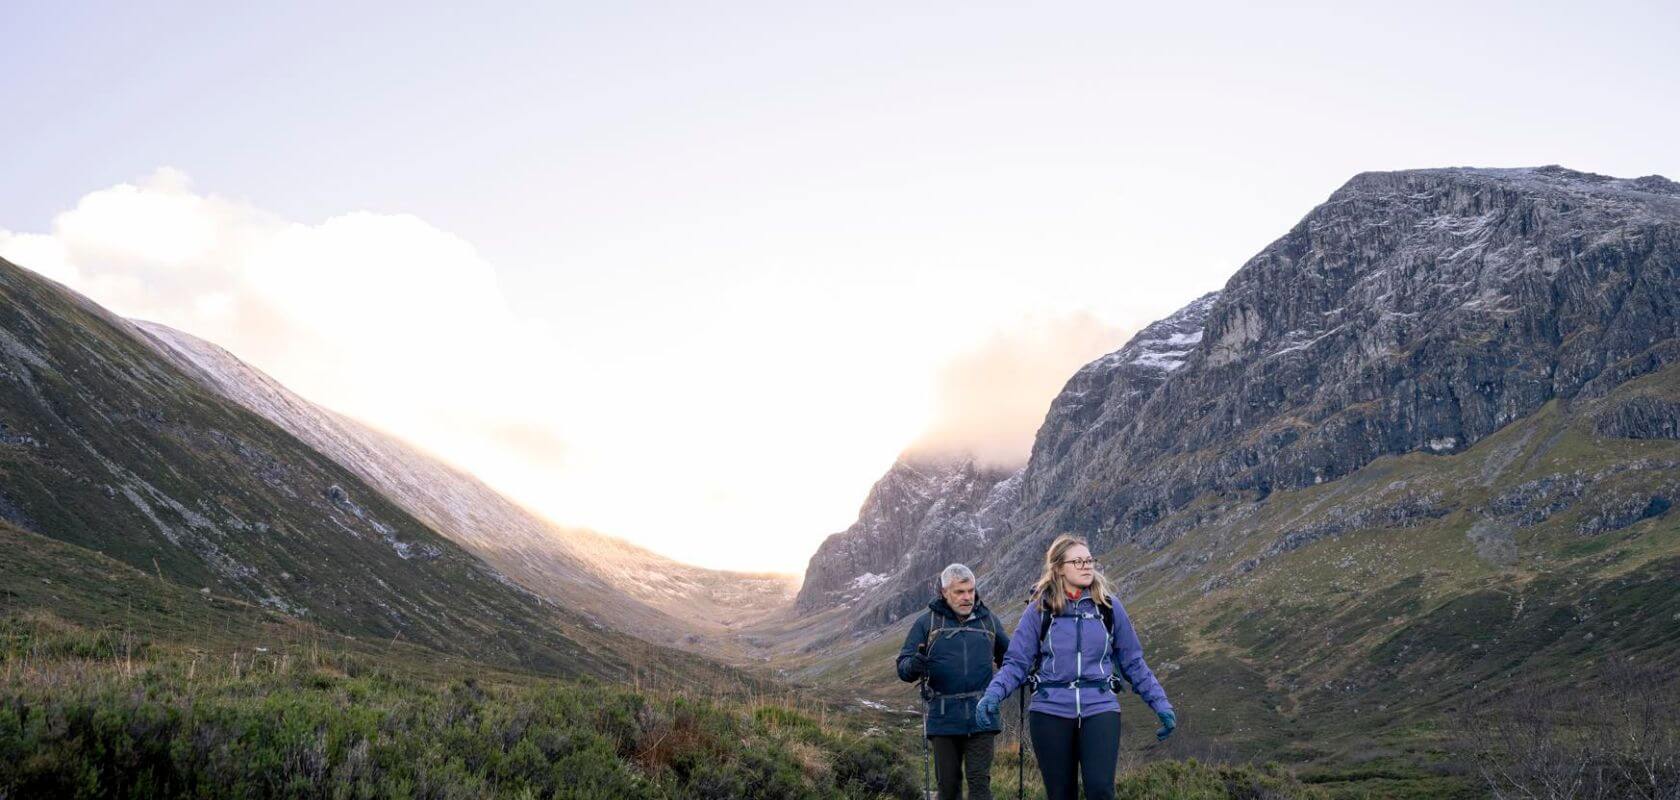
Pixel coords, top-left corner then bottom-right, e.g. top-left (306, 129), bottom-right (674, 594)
top-left (939, 563), bottom-right (976, 589)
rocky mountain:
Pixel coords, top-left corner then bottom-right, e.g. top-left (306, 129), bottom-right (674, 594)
top-left (0, 255), bottom-right (751, 685)
top-left (801, 165), bottom-right (1679, 621)
top-left (134, 323), bottom-right (794, 657)
top-left (793, 293), bottom-right (1226, 626)
top-left (787, 166), bottom-right (1680, 765)
top-left (793, 454), bottom-right (1019, 626)
top-left (794, 293), bottom-right (1222, 622)
top-left (1022, 292), bottom-right (1221, 509)
top-left (991, 165), bottom-right (1679, 588)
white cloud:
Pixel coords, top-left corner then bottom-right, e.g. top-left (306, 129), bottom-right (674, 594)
top-left (908, 312), bottom-right (1132, 469)
top-left (0, 168), bottom-right (570, 508)
top-left (0, 231), bottom-right (75, 285)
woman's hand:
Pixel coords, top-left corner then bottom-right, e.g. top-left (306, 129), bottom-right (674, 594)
top-left (974, 694), bottom-right (1001, 729)
top-left (1155, 709), bottom-right (1177, 741)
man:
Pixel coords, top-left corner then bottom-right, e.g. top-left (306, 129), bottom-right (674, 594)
top-left (897, 563), bottom-right (1010, 800)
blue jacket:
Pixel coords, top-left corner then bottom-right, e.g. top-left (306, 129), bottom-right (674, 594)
top-left (981, 590), bottom-right (1173, 720)
top-left (896, 596), bottom-right (1010, 736)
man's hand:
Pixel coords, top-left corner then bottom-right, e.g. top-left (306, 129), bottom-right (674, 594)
top-left (1155, 709), bottom-right (1177, 741)
top-left (974, 694), bottom-right (1001, 729)
top-left (905, 652), bottom-right (928, 678)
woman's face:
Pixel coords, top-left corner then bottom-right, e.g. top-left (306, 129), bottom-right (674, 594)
top-left (1058, 544), bottom-right (1095, 589)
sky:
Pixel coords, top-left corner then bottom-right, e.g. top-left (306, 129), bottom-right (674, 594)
top-left (2, 2), bottom-right (1676, 573)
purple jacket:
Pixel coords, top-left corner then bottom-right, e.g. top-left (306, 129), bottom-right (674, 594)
top-left (981, 590), bottom-right (1173, 720)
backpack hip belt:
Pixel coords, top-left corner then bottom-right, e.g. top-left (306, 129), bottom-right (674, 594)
top-left (1037, 678), bottom-right (1113, 691)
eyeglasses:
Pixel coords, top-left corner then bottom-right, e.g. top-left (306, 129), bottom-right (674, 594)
top-left (1061, 558), bottom-right (1097, 568)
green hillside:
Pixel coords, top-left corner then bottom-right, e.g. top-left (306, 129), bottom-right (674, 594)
top-left (1118, 362), bottom-right (1680, 763)
top-left (0, 256), bottom-right (757, 688)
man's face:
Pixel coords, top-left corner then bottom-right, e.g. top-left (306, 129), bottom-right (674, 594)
top-left (941, 579), bottom-right (976, 616)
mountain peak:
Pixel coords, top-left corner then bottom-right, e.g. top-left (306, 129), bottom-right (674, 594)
top-left (1332, 164), bottom-right (1680, 206)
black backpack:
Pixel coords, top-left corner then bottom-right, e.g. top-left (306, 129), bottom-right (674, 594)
top-left (924, 607), bottom-right (1001, 656)
top-left (917, 606), bottom-right (1004, 712)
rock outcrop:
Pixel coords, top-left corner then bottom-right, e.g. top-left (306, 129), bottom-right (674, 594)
top-left (794, 454), bottom-right (1019, 626)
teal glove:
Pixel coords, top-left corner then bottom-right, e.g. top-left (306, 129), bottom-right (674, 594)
top-left (974, 694), bottom-right (1001, 730)
top-left (1155, 709), bottom-right (1177, 741)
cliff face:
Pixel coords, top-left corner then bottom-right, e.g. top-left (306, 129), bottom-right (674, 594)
top-left (798, 165), bottom-right (1680, 626)
top-left (794, 454), bottom-right (1019, 626)
top-left (789, 291), bottom-right (1220, 624)
top-left (993, 166), bottom-right (1679, 587)
top-left (1018, 291), bottom-right (1222, 517)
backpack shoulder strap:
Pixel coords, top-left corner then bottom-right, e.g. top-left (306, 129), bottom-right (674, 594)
top-left (1098, 598), bottom-right (1124, 691)
top-left (1028, 597), bottom-right (1054, 685)
top-left (924, 609), bottom-right (949, 651)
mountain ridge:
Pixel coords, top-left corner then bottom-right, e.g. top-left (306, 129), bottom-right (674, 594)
top-left (0, 254), bottom-right (771, 686)
top-left (799, 163), bottom-right (1679, 619)
top-left (134, 321), bottom-right (795, 657)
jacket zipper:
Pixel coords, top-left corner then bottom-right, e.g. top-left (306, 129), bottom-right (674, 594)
top-left (961, 616), bottom-right (970, 720)
top-left (1074, 600), bottom-right (1083, 727)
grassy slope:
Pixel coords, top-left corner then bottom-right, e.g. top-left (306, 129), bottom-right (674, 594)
top-left (1103, 363), bottom-right (1680, 793)
top-left (0, 630), bottom-right (919, 799)
top-left (0, 521), bottom-right (777, 695)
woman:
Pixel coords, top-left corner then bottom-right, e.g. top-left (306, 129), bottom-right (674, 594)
top-left (973, 535), bottom-right (1176, 800)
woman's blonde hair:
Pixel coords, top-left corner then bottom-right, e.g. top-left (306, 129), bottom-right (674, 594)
top-left (1029, 534), bottom-right (1112, 614)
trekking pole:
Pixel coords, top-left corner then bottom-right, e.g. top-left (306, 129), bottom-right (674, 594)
top-left (1017, 688), bottom-right (1027, 799)
top-left (923, 725), bottom-right (931, 800)
top-left (918, 661), bottom-right (930, 800)
top-left (920, 682), bottom-right (934, 800)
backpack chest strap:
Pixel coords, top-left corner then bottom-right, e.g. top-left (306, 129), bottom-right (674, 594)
top-left (1030, 600), bottom-right (1118, 686)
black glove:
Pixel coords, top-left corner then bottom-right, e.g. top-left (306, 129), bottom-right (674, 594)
top-left (905, 652), bottom-right (929, 678)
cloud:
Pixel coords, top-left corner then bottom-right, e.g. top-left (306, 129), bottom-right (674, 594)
top-left (0, 168), bottom-right (570, 494)
top-left (482, 421), bottom-right (570, 471)
top-left (907, 312), bottom-right (1132, 469)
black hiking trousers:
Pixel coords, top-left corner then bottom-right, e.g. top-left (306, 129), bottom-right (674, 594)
top-left (1028, 710), bottom-right (1120, 800)
top-left (930, 730), bottom-right (996, 800)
